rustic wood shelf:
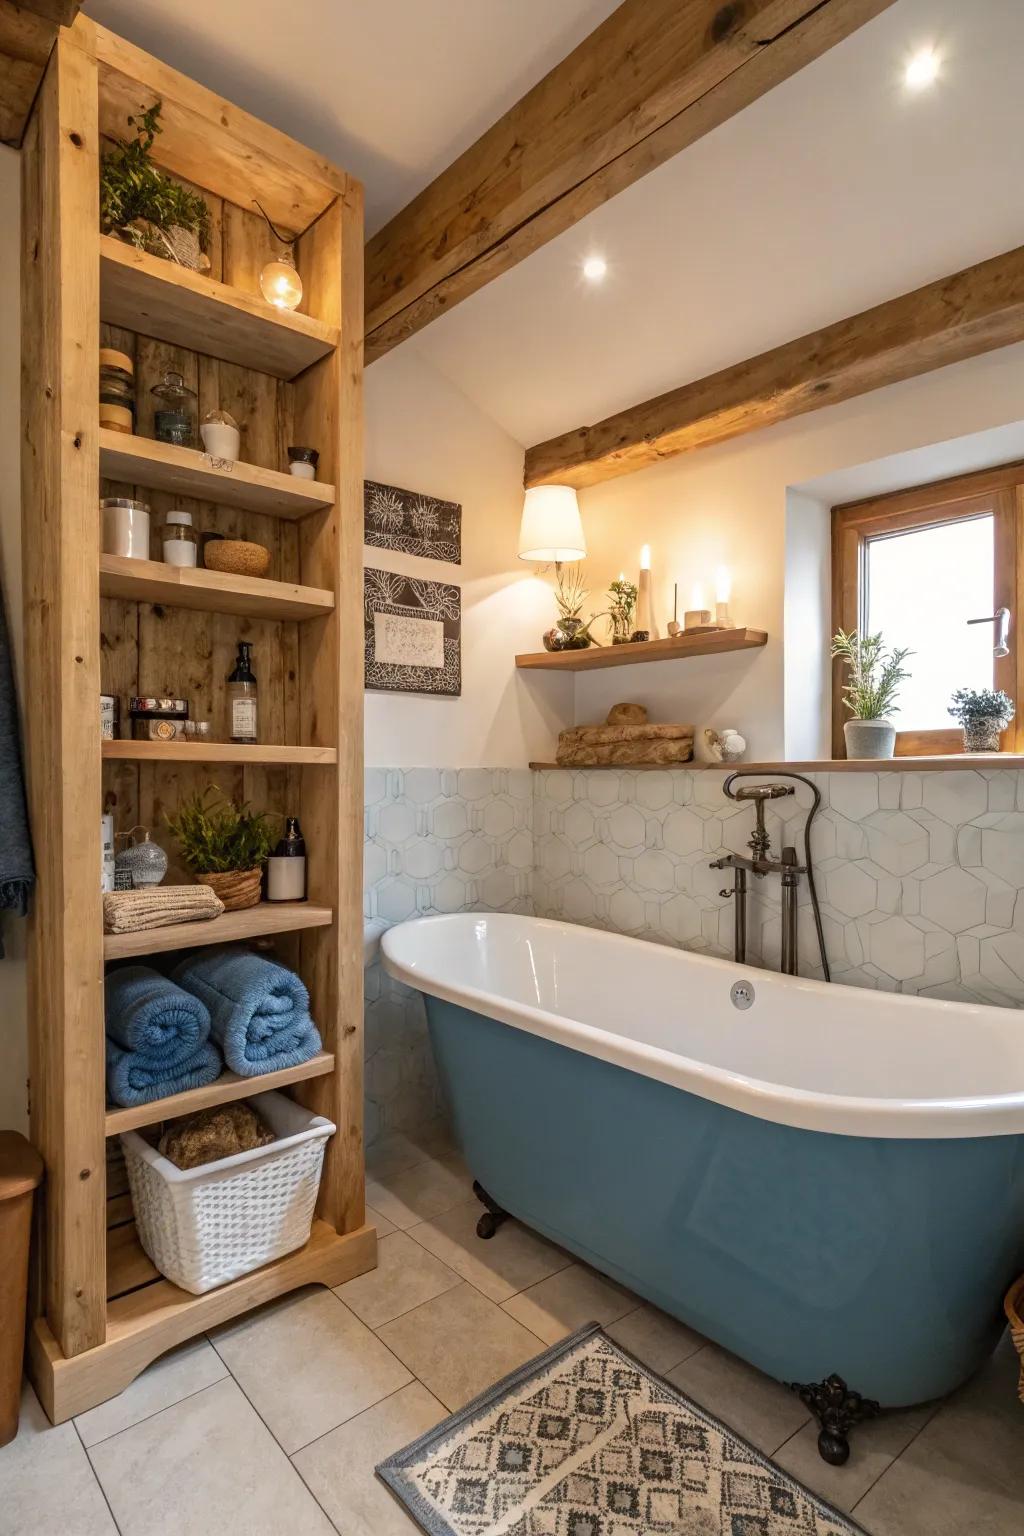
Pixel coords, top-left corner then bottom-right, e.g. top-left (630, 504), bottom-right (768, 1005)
top-left (102, 740), bottom-right (337, 766)
top-left (516, 627), bottom-right (768, 671)
top-left (104, 1051), bottom-right (335, 1135)
top-left (103, 901), bottom-right (334, 961)
top-left (529, 754), bottom-right (1024, 773)
top-left (99, 431), bottom-right (336, 519)
top-left (100, 554), bottom-right (334, 621)
top-left (99, 235), bottom-right (339, 380)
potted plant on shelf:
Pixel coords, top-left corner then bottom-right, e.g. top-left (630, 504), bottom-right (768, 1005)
top-left (100, 102), bottom-right (211, 271)
top-left (543, 564), bottom-right (603, 651)
top-left (831, 629), bottom-right (913, 759)
top-left (607, 576), bottom-right (639, 644)
top-left (948, 687), bottom-right (1015, 753)
top-left (167, 787), bottom-right (275, 911)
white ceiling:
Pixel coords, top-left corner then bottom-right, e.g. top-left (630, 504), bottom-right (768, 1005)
top-left (85, 0), bottom-right (620, 234)
top-left (87, 0), bottom-right (1024, 450)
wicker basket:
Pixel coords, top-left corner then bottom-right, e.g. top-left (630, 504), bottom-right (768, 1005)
top-left (197, 867), bottom-right (262, 910)
top-left (121, 1091), bottom-right (335, 1295)
top-left (1005, 1276), bottom-right (1024, 1404)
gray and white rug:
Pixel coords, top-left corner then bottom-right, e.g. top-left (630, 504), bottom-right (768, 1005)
top-left (378, 1323), bottom-right (864, 1535)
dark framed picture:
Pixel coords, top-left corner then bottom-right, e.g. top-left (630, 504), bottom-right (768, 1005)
top-left (364, 568), bottom-right (461, 696)
top-left (363, 480), bottom-right (462, 564)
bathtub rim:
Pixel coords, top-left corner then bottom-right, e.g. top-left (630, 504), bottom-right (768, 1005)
top-left (381, 913), bottom-right (1024, 1140)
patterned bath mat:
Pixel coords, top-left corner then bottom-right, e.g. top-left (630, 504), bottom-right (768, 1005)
top-left (377, 1322), bottom-right (865, 1535)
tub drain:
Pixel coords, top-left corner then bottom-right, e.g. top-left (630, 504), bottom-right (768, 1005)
top-left (730, 980), bottom-right (755, 1010)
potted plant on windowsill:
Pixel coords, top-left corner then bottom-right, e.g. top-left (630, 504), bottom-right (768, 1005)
top-left (948, 687), bottom-right (1015, 753)
top-left (167, 787), bottom-right (276, 910)
top-left (831, 629), bottom-right (913, 760)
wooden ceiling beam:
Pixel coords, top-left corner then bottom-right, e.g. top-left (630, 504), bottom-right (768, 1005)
top-left (523, 244), bottom-right (1024, 489)
top-left (363, 0), bottom-right (896, 361)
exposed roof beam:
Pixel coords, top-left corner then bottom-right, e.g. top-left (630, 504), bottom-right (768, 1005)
top-left (523, 244), bottom-right (1024, 489)
top-left (363, 0), bottom-right (895, 362)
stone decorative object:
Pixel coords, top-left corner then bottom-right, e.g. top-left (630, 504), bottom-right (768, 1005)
top-left (556, 705), bottom-right (693, 767)
top-left (607, 702), bottom-right (647, 726)
top-left (196, 867), bottom-right (262, 911)
top-left (844, 718), bottom-right (896, 759)
top-left (705, 727), bottom-right (746, 763)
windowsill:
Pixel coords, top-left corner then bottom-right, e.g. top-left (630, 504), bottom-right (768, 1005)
top-left (529, 755), bottom-right (1024, 773)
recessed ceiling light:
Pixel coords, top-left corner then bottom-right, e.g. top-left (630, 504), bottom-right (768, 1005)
top-left (582, 255), bottom-right (607, 282)
top-left (904, 47), bottom-right (940, 90)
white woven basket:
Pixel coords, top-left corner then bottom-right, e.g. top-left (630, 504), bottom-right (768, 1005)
top-left (121, 1091), bottom-right (335, 1295)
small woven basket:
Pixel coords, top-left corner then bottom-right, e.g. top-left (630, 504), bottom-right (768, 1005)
top-left (197, 867), bottom-right (262, 911)
top-left (1005, 1276), bottom-right (1024, 1404)
top-left (122, 1091), bottom-right (335, 1294)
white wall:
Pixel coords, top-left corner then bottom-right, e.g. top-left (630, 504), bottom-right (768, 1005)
top-left (0, 145), bottom-right (28, 1134)
top-left (364, 347), bottom-right (572, 767)
top-left (573, 341), bottom-right (1024, 757)
top-left (784, 491), bottom-right (831, 760)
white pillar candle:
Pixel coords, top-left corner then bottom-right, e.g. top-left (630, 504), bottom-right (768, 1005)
top-left (636, 545), bottom-right (653, 635)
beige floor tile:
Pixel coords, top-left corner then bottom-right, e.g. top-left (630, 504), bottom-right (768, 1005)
top-left (666, 1343), bottom-right (810, 1455)
top-left (774, 1401), bottom-right (936, 1513)
top-left (500, 1262), bottom-right (637, 1345)
top-left (366, 1202), bottom-right (397, 1238)
top-left (0, 1384), bottom-right (116, 1536)
top-left (75, 1337), bottom-right (228, 1448)
top-left (365, 1152), bottom-right (472, 1230)
top-left (88, 1376), bottom-right (332, 1536)
top-left (377, 1282), bottom-right (543, 1410)
top-left (365, 1120), bottom-right (456, 1182)
top-left (406, 1197), bottom-right (571, 1303)
top-left (335, 1230), bottom-right (461, 1327)
top-left (604, 1304), bottom-right (705, 1375)
top-left (211, 1285), bottom-right (411, 1453)
top-left (294, 1380), bottom-right (446, 1535)
top-left (853, 1337), bottom-right (1024, 1536)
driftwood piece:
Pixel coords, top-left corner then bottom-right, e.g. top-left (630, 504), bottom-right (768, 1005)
top-left (559, 722), bottom-right (692, 748)
top-left (606, 702), bottom-right (647, 726)
top-left (557, 738), bottom-right (694, 767)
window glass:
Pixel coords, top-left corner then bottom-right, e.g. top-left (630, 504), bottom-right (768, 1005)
top-left (865, 515), bottom-right (993, 730)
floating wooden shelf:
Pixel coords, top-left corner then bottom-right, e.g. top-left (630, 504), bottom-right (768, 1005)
top-left (103, 902), bottom-right (333, 961)
top-left (102, 740), bottom-right (337, 766)
top-left (31, 1221), bottom-right (378, 1423)
top-left (516, 627), bottom-right (768, 671)
top-left (99, 431), bottom-right (336, 519)
top-left (99, 235), bottom-right (339, 380)
top-left (100, 554), bottom-right (334, 621)
top-left (529, 754), bottom-right (1024, 772)
top-left (104, 1051), bottom-right (335, 1135)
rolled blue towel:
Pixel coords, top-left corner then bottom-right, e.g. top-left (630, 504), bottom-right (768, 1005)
top-left (105, 964), bottom-right (212, 1066)
top-left (106, 1038), bottom-right (223, 1108)
top-left (172, 945), bottom-right (323, 1077)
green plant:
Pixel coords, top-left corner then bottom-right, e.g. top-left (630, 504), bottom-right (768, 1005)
top-left (948, 687), bottom-right (1015, 727)
top-left (554, 563), bottom-right (588, 624)
top-left (607, 577), bottom-right (638, 639)
top-left (166, 787), bottom-right (275, 874)
top-left (831, 629), bottom-right (913, 720)
top-left (100, 102), bottom-right (210, 251)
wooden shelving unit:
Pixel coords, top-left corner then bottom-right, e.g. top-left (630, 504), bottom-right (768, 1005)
top-left (21, 16), bottom-right (372, 1425)
top-left (516, 627), bottom-right (768, 671)
top-left (99, 431), bottom-right (336, 519)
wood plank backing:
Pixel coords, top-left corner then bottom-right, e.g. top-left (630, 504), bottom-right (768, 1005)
top-left (21, 28), bottom-right (107, 1358)
top-left (364, 0), bottom-right (895, 358)
top-left (525, 243), bottom-right (1024, 489)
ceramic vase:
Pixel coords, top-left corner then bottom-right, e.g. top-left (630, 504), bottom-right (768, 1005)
top-left (962, 718), bottom-right (1004, 753)
top-left (844, 718), bottom-right (896, 760)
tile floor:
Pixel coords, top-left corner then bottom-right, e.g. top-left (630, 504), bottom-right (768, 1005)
top-left (3, 1128), bottom-right (1023, 1535)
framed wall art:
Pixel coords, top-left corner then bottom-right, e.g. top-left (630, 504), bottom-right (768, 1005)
top-left (364, 567), bottom-right (462, 696)
top-left (363, 479), bottom-right (462, 564)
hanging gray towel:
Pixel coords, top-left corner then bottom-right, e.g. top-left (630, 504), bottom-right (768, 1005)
top-left (0, 586), bottom-right (34, 947)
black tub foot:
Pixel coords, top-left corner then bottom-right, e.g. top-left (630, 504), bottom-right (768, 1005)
top-left (472, 1180), bottom-right (509, 1240)
top-left (788, 1374), bottom-right (880, 1465)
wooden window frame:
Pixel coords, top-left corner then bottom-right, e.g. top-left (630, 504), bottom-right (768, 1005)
top-left (832, 461), bottom-right (1022, 757)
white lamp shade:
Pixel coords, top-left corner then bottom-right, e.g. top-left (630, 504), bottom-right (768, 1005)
top-left (518, 485), bottom-right (586, 562)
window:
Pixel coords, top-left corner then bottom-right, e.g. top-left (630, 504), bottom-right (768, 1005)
top-left (832, 465), bottom-right (1021, 756)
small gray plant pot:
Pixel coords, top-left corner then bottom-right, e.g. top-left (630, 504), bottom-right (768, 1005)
top-left (844, 718), bottom-right (896, 760)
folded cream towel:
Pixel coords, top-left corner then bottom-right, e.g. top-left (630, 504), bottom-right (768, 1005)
top-left (103, 886), bottom-right (225, 935)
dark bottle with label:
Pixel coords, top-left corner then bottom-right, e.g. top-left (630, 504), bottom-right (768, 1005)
top-left (227, 641), bottom-right (258, 743)
top-left (266, 816), bottom-right (307, 902)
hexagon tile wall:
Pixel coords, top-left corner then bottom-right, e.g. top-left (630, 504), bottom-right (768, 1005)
top-left (362, 764), bottom-right (1024, 1147)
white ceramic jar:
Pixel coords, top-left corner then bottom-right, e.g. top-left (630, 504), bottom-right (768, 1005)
top-left (102, 498), bottom-right (151, 560)
top-left (200, 420), bottom-right (241, 460)
top-left (162, 510), bottom-right (198, 567)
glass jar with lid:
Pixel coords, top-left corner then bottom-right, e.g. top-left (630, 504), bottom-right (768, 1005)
top-left (151, 370), bottom-right (197, 446)
top-left (99, 347), bottom-right (135, 434)
top-left (162, 509), bottom-right (198, 568)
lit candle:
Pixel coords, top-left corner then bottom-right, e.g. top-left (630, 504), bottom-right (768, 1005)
top-left (715, 565), bottom-right (734, 628)
top-left (636, 545), bottom-right (654, 637)
top-left (684, 580), bottom-right (712, 631)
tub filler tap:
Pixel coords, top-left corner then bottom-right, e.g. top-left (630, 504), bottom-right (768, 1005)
top-left (710, 772), bottom-right (831, 981)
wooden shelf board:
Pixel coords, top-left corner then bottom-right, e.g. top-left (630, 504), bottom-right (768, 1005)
top-left (104, 1051), bottom-right (335, 1136)
top-left (99, 431), bottom-right (335, 519)
top-left (103, 902), bottom-right (333, 960)
top-left (99, 236), bottom-right (338, 380)
top-left (529, 754), bottom-right (1024, 773)
top-left (31, 1221), bottom-right (378, 1422)
top-left (102, 741), bottom-right (336, 765)
top-left (107, 1222), bottom-right (159, 1299)
top-left (516, 627), bottom-right (768, 671)
top-left (100, 554), bottom-right (334, 621)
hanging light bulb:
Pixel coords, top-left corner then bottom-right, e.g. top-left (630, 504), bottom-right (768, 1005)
top-left (254, 200), bottom-right (303, 312)
top-left (259, 248), bottom-right (303, 311)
